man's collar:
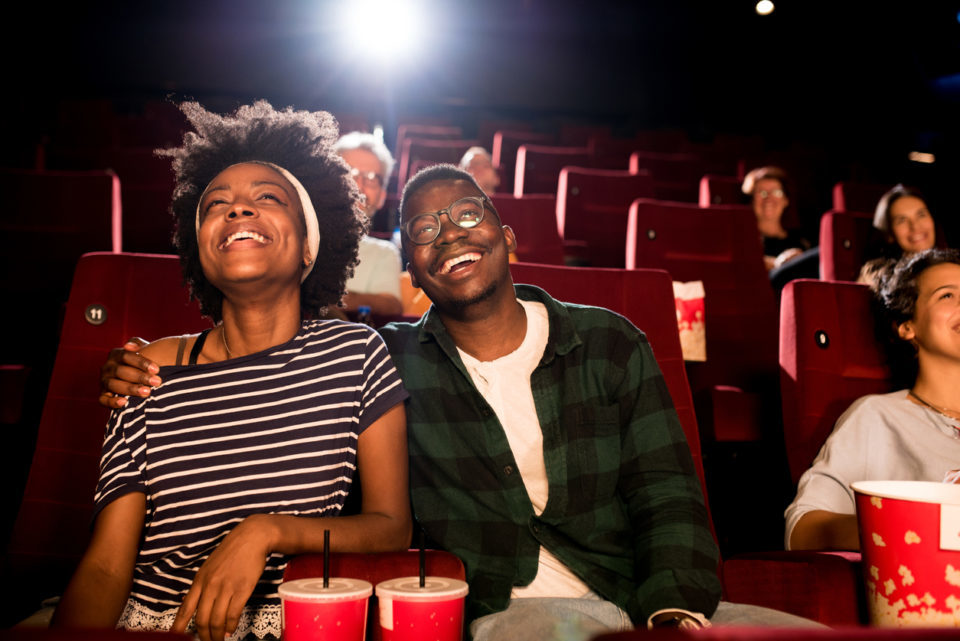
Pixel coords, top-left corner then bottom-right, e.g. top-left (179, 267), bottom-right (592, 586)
top-left (417, 284), bottom-right (582, 362)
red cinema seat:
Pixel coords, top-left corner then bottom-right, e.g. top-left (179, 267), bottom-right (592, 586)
top-left (491, 130), bottom-right (556, 195)
top-left (513, 144), bottom-right (589, 197)
top-left (2, 252), bottom-right (210, 621)
top-left (555, 167), bottom-right (655, 267)
top-left (491, 195), bottom-right (565, 265)
top-left (625, 199), bottom-right (779, 443)
top-left (818, 210), bottom-right (875, 282)
top-left (397, 138), bottom-right (478, 192)
top-left (508, 262), bottom-right (865, 625)
top-left (831, 180), bottom-right (888, 214)
top-left (475, 118), bottom-right (530, 151)
top-left (394, 124), bottom-right (462, 177)
top-left (629, 151), bottom-right (707, 202)
top-left (778, 279), bottom-right (892, 485)
top-left (699, 174), bottom-right (744, 206)
top-left (284, 550), bottom-right (466, 641)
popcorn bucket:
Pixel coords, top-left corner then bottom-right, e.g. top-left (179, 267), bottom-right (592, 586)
top-left (852, 480), bottom-right (960, 627)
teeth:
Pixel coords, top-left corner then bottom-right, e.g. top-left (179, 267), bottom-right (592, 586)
top-left (222, 231), bottom-right (268, 248)
top-left (440, 252), bottom-right (481, 275)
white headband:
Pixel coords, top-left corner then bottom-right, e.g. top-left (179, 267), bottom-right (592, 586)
top-left (196, 161), bottom-right (321, 282)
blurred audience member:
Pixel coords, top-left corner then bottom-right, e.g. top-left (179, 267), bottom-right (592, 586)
top-left (785, 248), bottom-right (960, 551)
top-left (858, 184), bottom-right (942, 289)
top-left (335, 132), bottom-right (403, 315)
top-left (742, 166), bottom-right (810, 271)
top-left (459, 146), bottom-right (500, 195)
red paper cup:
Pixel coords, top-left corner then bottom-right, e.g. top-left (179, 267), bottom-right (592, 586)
top-left (375, 576), bottom-right (469, 641)
top-left (279, 577), bottom-right (372, 641)
top-left (853, 480), bottom-right (960, 627)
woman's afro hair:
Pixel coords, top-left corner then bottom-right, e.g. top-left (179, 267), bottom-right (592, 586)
top-left (157, 100), bottom-right (366, 322)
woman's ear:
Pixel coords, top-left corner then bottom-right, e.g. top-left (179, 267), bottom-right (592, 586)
top-left (897, 319), bottom-right (916, 342)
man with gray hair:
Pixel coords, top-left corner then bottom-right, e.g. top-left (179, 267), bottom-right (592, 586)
top-left (459, 146), bottom-right (500, 195)
top-left (335, 131), bottom-right (403, 315)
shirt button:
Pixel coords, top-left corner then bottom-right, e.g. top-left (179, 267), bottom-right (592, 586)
top-left (504, 465), bottom-right (513, 476)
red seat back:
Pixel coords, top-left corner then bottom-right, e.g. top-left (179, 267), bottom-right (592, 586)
top-left (699, 174), bottom-right (744, 207)
top-left (626, 199), bottom-right (777, 389)
top-left (4, 252), bottom-right (209, 613)
top-left (513, 144), bottom-right (589, 196)
top-left (491, 195), bottom-right (565, 265)
top-left (629, 151), bottom-right (706, 202)
top-left (491, 130), bottom-right (555, 195)
top-left (831, 180), bottom-right (888, 214)
top-left (818, 210), bottom-right (875, 282)
top-left (397, 138), bottom-right (478, 192)
top-left (779, 279), bottom-right (892, 484)
top-left (507, 263), bottom-right (711, 517)
top-left (556, 167), bottom-right (655, 267)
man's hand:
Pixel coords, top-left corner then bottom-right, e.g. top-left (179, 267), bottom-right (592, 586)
top-left (99, 338), bottom-right (161, 409)
top-left (171, 515), bottom-right (275, 641)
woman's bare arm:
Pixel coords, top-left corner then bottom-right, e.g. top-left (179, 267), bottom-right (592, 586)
top-left (789, 509), bottom-right (860, 551)
top-left (52, 492), bottom-right (146, 627)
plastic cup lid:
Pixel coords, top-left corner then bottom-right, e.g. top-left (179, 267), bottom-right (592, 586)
top-left (279, 577), bottom-right (373, 601)
top-left (851, 480), bottom-right (960, 505)
top-left (375, 576), bottom-right (469, 600)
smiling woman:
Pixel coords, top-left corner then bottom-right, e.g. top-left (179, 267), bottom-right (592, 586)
top-left (53, 101), bottom-right (412, 641)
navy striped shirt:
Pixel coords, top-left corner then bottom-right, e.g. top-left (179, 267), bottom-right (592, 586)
top-left (95, 319), bottom-right (407, 636)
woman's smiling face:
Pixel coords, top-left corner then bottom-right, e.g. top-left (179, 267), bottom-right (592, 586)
top-left (197, 162), bottom-right (307, 289)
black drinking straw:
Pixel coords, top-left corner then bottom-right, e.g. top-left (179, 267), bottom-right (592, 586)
top-left (419, 530), bottom-right (426, 588)
top-left (323, 529), bottom-right (330, 588)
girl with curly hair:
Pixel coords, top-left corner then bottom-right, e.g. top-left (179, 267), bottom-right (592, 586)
top-left (53, 101), bottom-right (412, 640)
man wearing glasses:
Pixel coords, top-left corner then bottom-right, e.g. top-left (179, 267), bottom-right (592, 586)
top-left (335, 132), bottom-right (403, 315)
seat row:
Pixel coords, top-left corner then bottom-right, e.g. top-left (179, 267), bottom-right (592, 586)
top-left (3, 251), bottom-right (887, 628)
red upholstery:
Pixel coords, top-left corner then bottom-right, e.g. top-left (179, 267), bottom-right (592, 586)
top-left (625, 199), bottom-right (778, 442)
top-left (395, 123), bottom-right (461, 154)
top-left (284, 550), bottom-right (465, 641)
top-left (699, 174), bottom-right (744, 207)
top-left (831, 180), bottom-right (888, 214)
top-left (778, 279), bottom-right (892, 485)
top-left (721, 551), bottom-right (864, 625)
top-left (629, 151), bottom-right (707, 202)
top-left (507, 263), bottom-right (711, 521)
top-left (396, 138), bottom-right (478, 192)
top-left (512, 144), bottom-right (589, 196)
top-left (595, 625), bottom-right (960, 640)
top-left (3, 252), bottom-right (209, 619)
top-left (490, 130), bottom-right (555, 195)
top-left (818, 210), bottom-right (875, 282)
top-left (556, 168), bottom-right (655, 267)
top-left (491, 195), bottom-right (565, 265)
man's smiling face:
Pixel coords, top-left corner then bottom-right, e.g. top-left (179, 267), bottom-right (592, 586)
top-left (401, 178), bottom-right (516, 315)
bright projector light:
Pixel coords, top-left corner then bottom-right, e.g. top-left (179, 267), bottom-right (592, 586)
top-left (341, 0), bottom-right (421, 61)
top-left (756, 0), bottom-right (775, 16)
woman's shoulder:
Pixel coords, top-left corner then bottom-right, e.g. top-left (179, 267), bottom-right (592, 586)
top-left (139, 334), bottom-right (198, 367)
top-left (836, 390), bottom-right (911, 426)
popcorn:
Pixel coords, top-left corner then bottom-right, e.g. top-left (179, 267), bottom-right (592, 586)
top-left (872, 532), bottom-right (886, 547)
top-left (885, 579), bottom-right (897, 596)
top-left (870, 566), bottom-right (879, 580)
top-left (899, 565), bottom-right (915, 586)
top-left (871, 496), bottom-right (883, 509)
top-left (904, 530), bottom-right (921, 545)
top-left (947, 565), bottom-right (960, 588)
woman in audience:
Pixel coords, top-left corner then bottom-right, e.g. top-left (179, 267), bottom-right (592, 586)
top-left (53, 101), bottom-right (412, 641)
top-left (858, 184), bottom-right (942, 288)
top-left (741, 166), bottom-right (811, 273)
top-left (785, 248), bottom-right (960, 551)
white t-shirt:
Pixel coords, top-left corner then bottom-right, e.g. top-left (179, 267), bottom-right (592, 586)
top-left (345, 235), bottom-right (401, 299)
top-left (458, 299), bottom-right (595, 599)
top-left (784, 389), bottom-right (960, 549)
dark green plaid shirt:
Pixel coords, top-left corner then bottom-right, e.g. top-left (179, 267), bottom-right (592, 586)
top-left (379, 285), bottom-right (720, 624)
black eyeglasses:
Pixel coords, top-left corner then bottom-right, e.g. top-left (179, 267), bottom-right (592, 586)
top-left (403, 196), bottom-right (489, 245)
